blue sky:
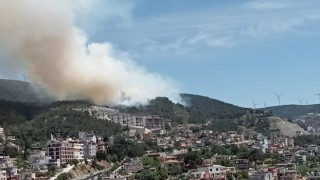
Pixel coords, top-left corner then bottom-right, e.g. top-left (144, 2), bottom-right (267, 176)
top-left (3, 0), bottom-right (320, 108)
top-left (80, 0), bottom-right (320, 108)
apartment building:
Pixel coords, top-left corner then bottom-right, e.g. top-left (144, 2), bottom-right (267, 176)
top-left (0, 156), bottom-right (18, 180)
top-left (83, 141), bottom-right (97, 160)
top-left (46, 140), bottom-right (84, 164)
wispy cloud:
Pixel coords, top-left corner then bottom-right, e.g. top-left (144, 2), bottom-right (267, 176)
top-left (242, 13), bottom-right (320, 37)
top-left (93, 1), bottom-right (320, 59)
top-left (188, 33), bottom-right (233, 48)
top-left (244, 1), bottom-right (290, 10)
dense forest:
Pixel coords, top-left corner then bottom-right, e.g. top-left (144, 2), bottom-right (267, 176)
top-left (119, 94), bottom-right (250, 126)
top-left (181, 94), bottom-right (249, 120)
top-left (8, 108), bottom-right (123, 150)
top-left (0, 99), bottom-right (45, 125)
top-left (263, 104), bottom-right (320, 119)
top-left (293, 135), bottom-right (320, 146)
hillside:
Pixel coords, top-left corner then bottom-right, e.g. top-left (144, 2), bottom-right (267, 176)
top-left (118, 94), bottom-right (250, 126)
top-left (0, 79), bottom-right (53, 103)
top-left (0, 99), bottom-right (45, 126)
top-left (0, 80), bottom-right (248, 123)
top-left (181, 94), bottom-right (248, 119)
top-left (267, 116), bottom-right (307, 137)
top-left (8, 103), bottom-right (123, 146)
top-left (0, 79), bottom-right (307, 138)
top-left (263, 104), bottom-right (320, 119)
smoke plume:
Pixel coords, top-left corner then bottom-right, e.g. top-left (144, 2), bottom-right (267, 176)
top-left (0, 0), bottom-right (180, 105)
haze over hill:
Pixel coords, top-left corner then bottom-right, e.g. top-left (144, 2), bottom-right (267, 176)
top-left (0, 79), bottom-right (53, 103)
top-left (0, 78), bottom-right (308, 139)
top-left (1, 78), bottom-right (320, 120)
top-left (262, 105), bottom-right (320, 119)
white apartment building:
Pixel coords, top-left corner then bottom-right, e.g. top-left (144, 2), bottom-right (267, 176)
top-left (83, 142), bottom-right (97, 160)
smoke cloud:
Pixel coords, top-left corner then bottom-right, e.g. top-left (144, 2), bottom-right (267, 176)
top-left (0, 0), bottom-right (180, 105)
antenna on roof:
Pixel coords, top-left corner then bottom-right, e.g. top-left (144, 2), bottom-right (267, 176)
top-left (264, 102), bottom-right (267, 108)
top-left (275, 93), bottom-right (283, 106)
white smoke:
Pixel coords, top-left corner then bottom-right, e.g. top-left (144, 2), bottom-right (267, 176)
top-left (0, 0), bottom-right (180, 105)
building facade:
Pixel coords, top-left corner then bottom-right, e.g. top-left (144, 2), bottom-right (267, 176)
top-left (46, 140), bottom-right (84, 164)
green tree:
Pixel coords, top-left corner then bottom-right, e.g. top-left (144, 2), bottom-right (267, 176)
top-left (69, 159), bottom-right (79, 166)
top-left (137, 169), bottom-right (158, 180)
top-left (164, 122), bottom-right (171, 131)
top-left (184, 151), bottom-right (203, 169)
top-left (96, 152), bottom-right (107, 161)
top-left (169, 164), bottom-right (181, 176)
top-left (157, 167), bottom-right (168, 180)
top-left (107, 154), bottom-right (118, 163)
top-left (217, 159), bottom-right (234, 167)
top-left (297, 165), bottom-right (311, 176)
top-left (142, 156), bottom-right (160, 167)
top-left (4, 144), bottom-right (18, 158)
top-left (48, 165), bottom-right (57, 173)
top-left (237, 171), bottom-right (248, 180)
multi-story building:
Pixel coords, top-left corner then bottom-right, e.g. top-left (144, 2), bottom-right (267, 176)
top-left (79, 131), bottom-right (97, 160)
top-left (46, 140), bottom-right (84, 164)
top-left (110, 113), bottom-right (144, 127)
top-left (0, 127), bottom-right (5, 140)
top-left (144, 115), bottom-right (164, 130)
top-left (97, 137), bottom-right (107, 153)
top-left (83, 141), bottom-right (97, 160)
top-left (234, 159), bottom-right (249, 170)
top-left (72, 142), bottom-right (84, 161)
top-left (0, 156), bottom-right (18, 179)
top-left (79, 131), bottom-right (97, 143)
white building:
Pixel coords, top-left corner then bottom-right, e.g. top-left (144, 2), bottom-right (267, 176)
top-left (249, 171), bottom-right (274, 180)
top-left (0, 127), bottom-right (5, 140)
top-left (190, 165), bottom-right (227, 180)
top-left (72, 142), bottom-right (84, 161)
top-left (83, 142), bottom-right (97, 160)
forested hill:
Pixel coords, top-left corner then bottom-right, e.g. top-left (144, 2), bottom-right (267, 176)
top-left (0, 79), bottom-right (53, 103)
top-left (263, 104), bottom-right (320, 119)
top-left (181, 94), bottom-right (248, 119)
top-left (0, 79), bottom-right (249, 125)
top-left (0, 99), bottom-right (45, 125)
top-left (119, 94), bottom-right (249, 125)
